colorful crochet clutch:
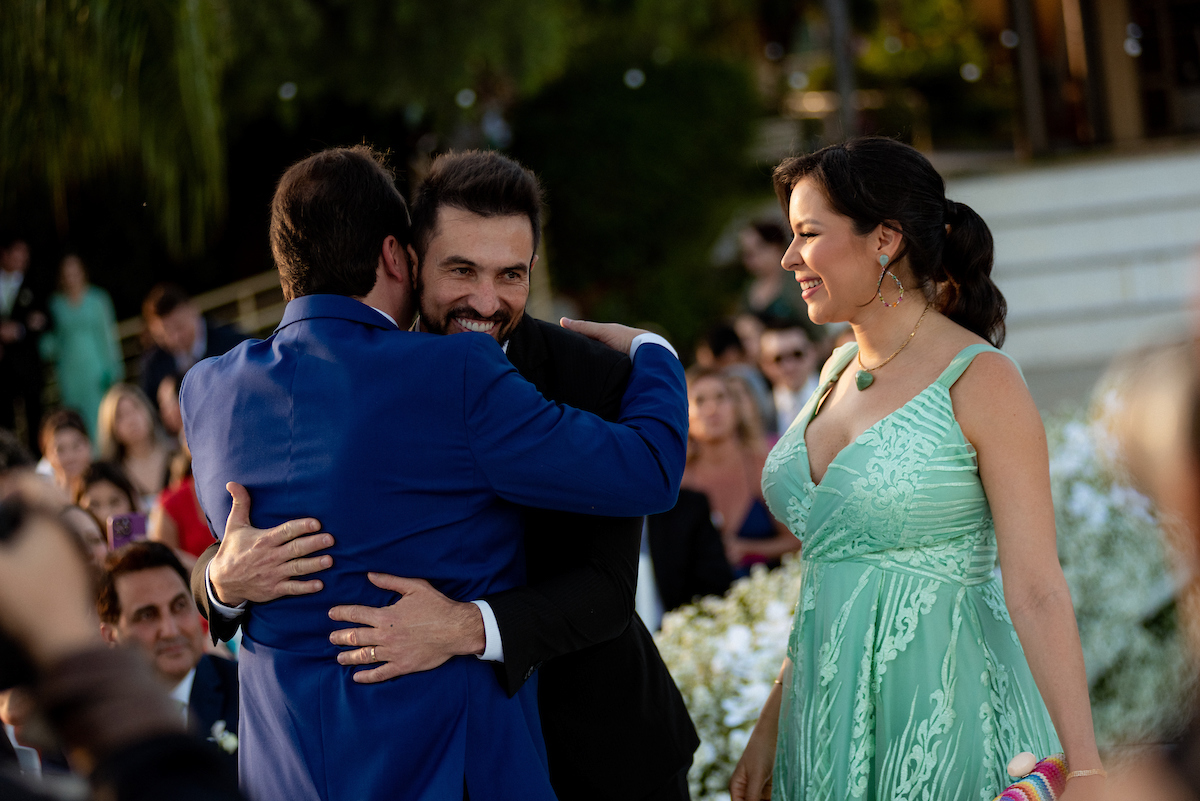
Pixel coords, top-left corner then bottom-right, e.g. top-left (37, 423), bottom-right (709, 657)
top-left (993, 753), bottom-right (1068, 801)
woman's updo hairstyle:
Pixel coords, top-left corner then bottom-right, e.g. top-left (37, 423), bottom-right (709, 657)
top-left (772, 137), bottom-right (1006, 347)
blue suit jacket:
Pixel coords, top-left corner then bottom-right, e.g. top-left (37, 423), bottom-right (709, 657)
top-left (180, 295), bottom-right (687, 801)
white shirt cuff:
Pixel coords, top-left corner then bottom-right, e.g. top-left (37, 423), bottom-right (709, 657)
top-left (471, 600), bottom-right (505, 663)
top-left (206, 562), bottom-right (248, 621)
top-left (629, 332), bottom-right (678, 361)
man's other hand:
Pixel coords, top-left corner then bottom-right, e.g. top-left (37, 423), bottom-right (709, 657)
top-left (208, 482), bottom-right (334, 607)
top-left (559, 318), bottom-right (647, 355)
top-left (328, 574), bottom-right (485, 683)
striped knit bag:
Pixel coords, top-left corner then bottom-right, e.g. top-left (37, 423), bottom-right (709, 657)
top-left (993, 754), bottom-right (1068, 801)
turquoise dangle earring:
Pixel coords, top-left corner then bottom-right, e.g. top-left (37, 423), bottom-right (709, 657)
top-left (876, 254), bottom-right (903, 307)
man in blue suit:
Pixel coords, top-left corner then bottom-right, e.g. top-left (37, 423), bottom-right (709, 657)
top-left (180, 145), bottom-right (688, 801)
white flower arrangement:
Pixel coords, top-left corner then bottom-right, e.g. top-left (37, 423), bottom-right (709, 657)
top-left (656, 412), bottom-right (1194, 800)
top-left (209, 719), bottom-right (239, 754)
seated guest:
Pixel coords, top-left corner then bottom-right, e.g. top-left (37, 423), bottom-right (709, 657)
top-left (0, 481), bottom-right (243, 800)
top-left (37, 409), bottom-right (92, 493)
top-left (149, 446), bottom-right (214, 571)
top-left (74, 461), bottom-right (140, 525)
top-left (758, 321), bottom-right (822, 432)
top-left (682, 368), bottom-right (800, 577)
top-left (694, 322), bottom-right (776, 438)
top-left (96, 385), bottom-right (171, 506)
top-left (61, 504), bottom-right (110, 570)
top-left (738, 220), bottom-right (805, 323)
top-left (636, 488), bottom-right (734, 629)
top-left (96, 542), bottom-right (238, 762)
top-left (138, 285), bottom-right (245, 413)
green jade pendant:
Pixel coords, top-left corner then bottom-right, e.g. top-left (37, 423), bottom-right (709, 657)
top-left (855, 370), bottom-right (875, 391)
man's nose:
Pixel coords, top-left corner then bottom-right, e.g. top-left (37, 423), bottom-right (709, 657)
top-left (471, 281), bottom-right (501, 317)
top-left (159, 611), bottom-right (182, 638)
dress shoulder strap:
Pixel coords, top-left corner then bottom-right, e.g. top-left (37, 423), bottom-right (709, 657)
top-left (822, 342), bottom-right (860, 385)
top-left (935, 343), bottom-right (1024, 389)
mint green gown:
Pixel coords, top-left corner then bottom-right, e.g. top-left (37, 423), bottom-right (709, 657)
top-left (762, 343), bottom-right (1060, 801)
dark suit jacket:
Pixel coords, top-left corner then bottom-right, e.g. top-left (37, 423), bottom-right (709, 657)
top-left (647, 489), bottom-right (733, 613)
top-left (140, 319), bottom-right (247, 408)
top-left (191, 314), bottom-right (699, 801)
top-left (485, 316), bottom-right (699, 801)
top-left (188, 654), bottom-right (240, 747)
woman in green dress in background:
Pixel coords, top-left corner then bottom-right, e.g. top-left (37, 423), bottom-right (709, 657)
top-left (40, 254), bottom-right (123, 434)
top-left (730, 138), bottom-right (1105, 800)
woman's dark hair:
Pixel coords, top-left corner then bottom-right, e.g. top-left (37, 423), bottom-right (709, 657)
top-left (772, 137), bottom-right (1006, 347)
top-left (749, 220), bottom-right (788, 247)
top-left (39, 408), bottom-right (90, 454)
top-left (73, 460), bottom-right (141, 512)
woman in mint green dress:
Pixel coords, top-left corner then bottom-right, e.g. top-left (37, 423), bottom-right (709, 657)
top-left (730, 139), bottom-right (1105, 801)
top-left (40, 254), bottom-right (124, 434)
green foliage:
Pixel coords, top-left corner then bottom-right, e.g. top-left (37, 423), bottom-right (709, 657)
top-left (223, 0), bottom-right (577, 129)
top-left (856, 0), bottom-right (1013, 146)
top-left (0, 0), bottom-right (230, 256)
top-left (511, 57), bottom-right (758, 343)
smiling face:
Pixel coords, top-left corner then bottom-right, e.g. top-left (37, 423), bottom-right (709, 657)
top-left (782, 178), bottom-right (895, 326)
top-left (413, 207), bottom-right (535, 344)
top-left (102, 566), bottom-right (205, 686)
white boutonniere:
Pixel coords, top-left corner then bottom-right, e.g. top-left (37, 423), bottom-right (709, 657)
top-left (209, 720), bottom-right (238, 754)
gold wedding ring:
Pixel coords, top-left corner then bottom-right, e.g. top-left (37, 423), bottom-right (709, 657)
top-left (370, 646), bottom-right (376, 662)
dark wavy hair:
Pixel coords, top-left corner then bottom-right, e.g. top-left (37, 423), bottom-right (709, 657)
top-left (772, 137), bottom-right (1006, 347)
top-left (270, 145), bottom-right (410, 300)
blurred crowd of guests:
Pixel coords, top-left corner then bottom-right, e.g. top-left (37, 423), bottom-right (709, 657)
top-left (635, 219), bottom-right (856, 630)
top-left (0, 237), bottom-right (250, 797)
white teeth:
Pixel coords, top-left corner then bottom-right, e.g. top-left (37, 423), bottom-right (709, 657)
top-left (800, 278), bottom-right (823, 290)
top-left (457, 319), bottom-right (495, 333)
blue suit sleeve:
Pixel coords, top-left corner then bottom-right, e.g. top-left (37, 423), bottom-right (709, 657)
top-left (462, 335), bottom-right (687, 516)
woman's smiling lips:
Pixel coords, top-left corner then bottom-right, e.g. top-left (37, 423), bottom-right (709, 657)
top-left (798, 276), bottom-right (824, 299)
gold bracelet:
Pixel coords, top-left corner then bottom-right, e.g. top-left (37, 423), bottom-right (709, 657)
top-left (1066, 768), bottom-right (1106, 780)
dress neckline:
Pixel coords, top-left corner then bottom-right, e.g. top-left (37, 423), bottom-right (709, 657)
top-left (801, 342), bottom-right (991, 488)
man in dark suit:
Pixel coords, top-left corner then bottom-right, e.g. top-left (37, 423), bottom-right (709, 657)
top-left (192, 150), bottom-right (700, 800)
top-left (138, 284), bottom-right (247, 409)
top-left (0, 239), bottom-right (48, 454)
top-left (645, 489), bottom-right (734, 617)
top-left (96, 541), bottom-right (239, 764)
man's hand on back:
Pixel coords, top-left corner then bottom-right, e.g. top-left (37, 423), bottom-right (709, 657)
top-left (209, 482), bottom-right (334, 607)
top-left (559, 318), bottom-right (648, 355)
top-left (328, 575), bottom-right (485, 683)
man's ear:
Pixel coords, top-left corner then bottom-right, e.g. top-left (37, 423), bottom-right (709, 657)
top-left (99, 622), bottom-right (119, 646)
top-left (379, 236), bottom-right (407, 283)
top-left (529, 254), bottom-right (538, 275)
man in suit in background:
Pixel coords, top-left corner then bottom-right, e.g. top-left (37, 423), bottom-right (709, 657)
top-left (138, 284), bottom-right (247, 409)
top-left (0, 239), bottom-right (47, 454)
top-left (182, 145), bottom-right (687, 800)
top-left (97, 541), bottom-right (239, 765)
top-left (193, 150), bottom-right (700, 801)
top-left (639, 488), bottom-right (734, 630)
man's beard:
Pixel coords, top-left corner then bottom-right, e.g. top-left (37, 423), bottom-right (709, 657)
top-left (422, 302), bottom-right (516, 342)
top-left (415, 273), bottom-right (520, 343)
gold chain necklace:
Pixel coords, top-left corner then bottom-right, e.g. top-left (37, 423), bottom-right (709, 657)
top-left (854, 305), bottom-right (930, 391)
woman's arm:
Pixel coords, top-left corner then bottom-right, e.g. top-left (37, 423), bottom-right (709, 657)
top-left (956, 353), bottom-right (1104, 798)
top-left (730, 659), bottom-right (788, 801)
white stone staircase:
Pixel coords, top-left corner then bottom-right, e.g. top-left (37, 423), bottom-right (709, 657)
top-left (946, 147), bottom-right (1200, 410)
